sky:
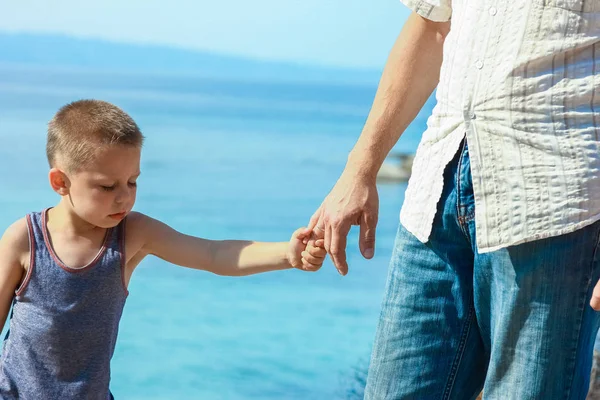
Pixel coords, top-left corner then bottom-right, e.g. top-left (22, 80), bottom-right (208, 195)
top-left (0, 0), bottom-right (411, 69)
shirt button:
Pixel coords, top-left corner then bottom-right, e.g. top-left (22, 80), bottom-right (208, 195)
top-left (489, 7), bottom-right (497, 15)
top-left (469, 110), bottom-right (476, 119)
top-left (475, 60), bottom-right (484, 69)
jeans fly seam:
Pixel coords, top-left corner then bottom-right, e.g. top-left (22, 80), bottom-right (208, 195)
top-left (455, 140), bottom-right (472, 242)
top-left (455, 140), bottom-right (466, 214)
top-left (442, 301), bottom-right (475, 400)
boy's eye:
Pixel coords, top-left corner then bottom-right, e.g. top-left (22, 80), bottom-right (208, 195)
top-left (128, 181), bottom-right (137, 187)
top-left (100, 185), bottom-right (116, 192)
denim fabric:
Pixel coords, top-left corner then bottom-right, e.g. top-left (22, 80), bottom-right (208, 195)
top-left (365, 139), bottom-right (600, 399)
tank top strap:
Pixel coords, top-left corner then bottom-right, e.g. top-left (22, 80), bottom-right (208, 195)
top-left (26, 210), bottom-right (51, 261)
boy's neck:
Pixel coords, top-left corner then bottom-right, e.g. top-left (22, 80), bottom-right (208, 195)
top-left (48, 200), bottom-right (104, 236)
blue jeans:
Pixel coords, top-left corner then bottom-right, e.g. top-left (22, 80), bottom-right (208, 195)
top-left (365, 139), bottom-right (600, 399)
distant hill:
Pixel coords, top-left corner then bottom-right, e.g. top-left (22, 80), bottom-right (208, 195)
top-left (0, 32), bottom-right (381, 84)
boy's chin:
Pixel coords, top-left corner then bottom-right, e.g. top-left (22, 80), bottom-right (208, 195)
top-left (94, 217), bottom-right (124, 229)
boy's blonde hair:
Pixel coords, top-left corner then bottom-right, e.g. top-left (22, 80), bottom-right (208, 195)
top-left (47, 100), bottom-right (144, 171)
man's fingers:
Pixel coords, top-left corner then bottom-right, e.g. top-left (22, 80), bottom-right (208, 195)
top-left (591, 281), bottom-right (600, 310)
top-left (359, 212), bottom-right (378, 259)
top-left (591, 297), bottom-right (600, 311)
top-left (307, 207), bottom-right (322, 232)
top-left (313, 226), bottom-right (326, 240)
top-left (294, 227), bottom-right (310, 241)
top-left (324, 224), bottom-right (332, 255)
top-left (330, 223), bottom-right (350, 276)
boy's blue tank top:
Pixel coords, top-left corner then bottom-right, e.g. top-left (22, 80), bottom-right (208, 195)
top-left (0, 209), bottom-right (128, 399)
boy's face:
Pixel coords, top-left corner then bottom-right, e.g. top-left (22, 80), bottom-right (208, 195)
top-left (55, 145), bottom-right (141, 228)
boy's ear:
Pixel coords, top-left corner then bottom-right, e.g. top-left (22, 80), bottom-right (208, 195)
top-left (49, 168), bottom-right (70, 196)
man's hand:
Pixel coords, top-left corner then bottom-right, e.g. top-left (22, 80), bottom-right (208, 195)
top-left (305, 170), bottom-right (379, 276)
top-left (591, 281), bottom-right (600, 310)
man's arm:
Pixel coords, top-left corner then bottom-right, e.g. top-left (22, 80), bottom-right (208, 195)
top-left (308, 13), bottom-right (451, 275)
top-left (348, 12), bottom-right (450, 181)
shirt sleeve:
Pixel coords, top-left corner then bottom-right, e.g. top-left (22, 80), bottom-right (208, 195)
top-left (400, 0), bottom-right (452, 22)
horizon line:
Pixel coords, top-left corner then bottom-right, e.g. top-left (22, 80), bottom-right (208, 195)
top-left (0, 30), bottom-right (385, 73)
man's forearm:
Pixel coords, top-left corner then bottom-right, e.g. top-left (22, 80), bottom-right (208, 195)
top-left (347, 13), bottom-right (450, 179)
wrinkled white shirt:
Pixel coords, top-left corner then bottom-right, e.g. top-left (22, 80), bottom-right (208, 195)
top-left (399, 0), bottom-right (600, 253)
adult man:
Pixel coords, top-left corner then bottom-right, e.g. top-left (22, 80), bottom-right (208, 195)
top-left (307, 1), bottom-right (600, 398)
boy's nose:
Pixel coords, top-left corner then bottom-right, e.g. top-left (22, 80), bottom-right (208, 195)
top-left (114, 187), bottom-right (129, 204)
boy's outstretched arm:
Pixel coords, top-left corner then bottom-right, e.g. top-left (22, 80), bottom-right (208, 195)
top-left (128, 212), bottom-right (326, 276)
top-left (0, 219), bottom-right (28, 330)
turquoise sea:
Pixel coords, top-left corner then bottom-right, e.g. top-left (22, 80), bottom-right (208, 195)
top-left (0, 64), bottom-right (433, 399)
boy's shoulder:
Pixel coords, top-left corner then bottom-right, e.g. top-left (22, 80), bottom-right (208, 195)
top-left (126, 211), bottom-right (167, 230)
top-left (1, 217), bottom-right (31, 265)
top-left (124, 211), bottom-right (178, 250)
top-left (125, 211), bottom-right (151, 231)
top-left (123, 211), bottom-right (165, 259)
top-left (2, 217), bottom-right (29, 244)
top-left (124, 211), bottom-right (155, 244)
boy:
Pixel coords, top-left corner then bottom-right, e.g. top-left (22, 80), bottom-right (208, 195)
top-left (0, 99), bottom-right (326, 399)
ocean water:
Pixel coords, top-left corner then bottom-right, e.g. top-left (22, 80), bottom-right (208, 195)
top-left (0, 65), bottom-right (432, 399)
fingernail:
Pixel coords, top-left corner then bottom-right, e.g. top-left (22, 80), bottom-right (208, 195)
top-left (364, 248), bottom-right (374, 258)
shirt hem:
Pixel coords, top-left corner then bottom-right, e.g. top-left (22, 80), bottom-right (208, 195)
top-left (476, 214), bottom-right (600, 254)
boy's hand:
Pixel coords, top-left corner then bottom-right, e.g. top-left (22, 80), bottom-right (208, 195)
top-left (288, 228), bottom-right (327, 271)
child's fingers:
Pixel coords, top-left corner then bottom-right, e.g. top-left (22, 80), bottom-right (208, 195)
top-left (302, 258), bottom-right (322, 271)
top-left (297, 228), bottom-right (325, 245)
top-left (302, 251), bottom-right (323, 265)
top-left (307, 246), bottom-right (326, 258)
top-left (294, 227), bottom-right (309, 240)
